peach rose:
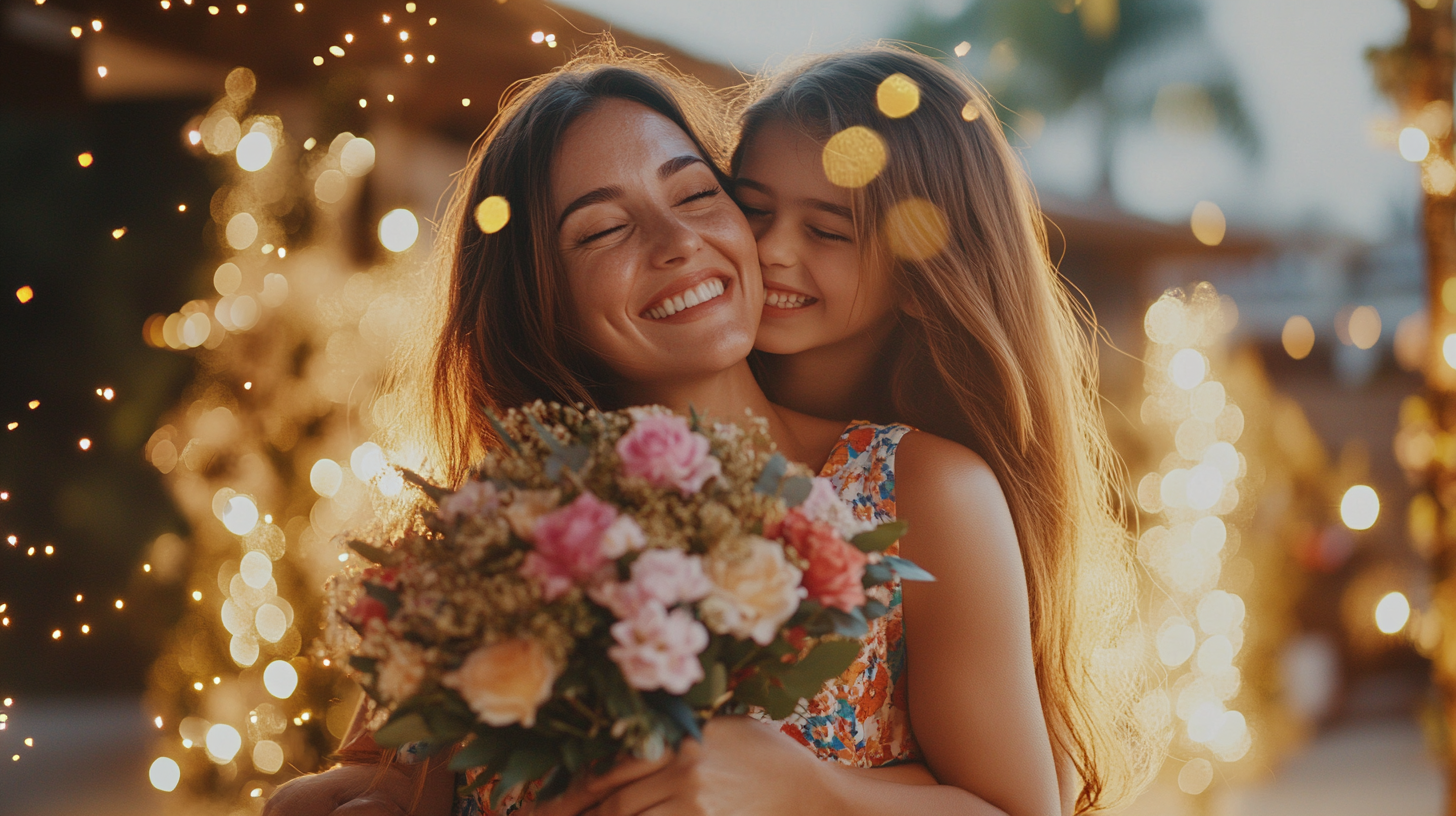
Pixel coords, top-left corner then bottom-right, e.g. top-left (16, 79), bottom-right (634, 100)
top-left (501, 489), bottom-right (561, 540)
top-left (441, 639), bottom-right (559, 727)
top-left (699, 536), bottom-right (804, 645)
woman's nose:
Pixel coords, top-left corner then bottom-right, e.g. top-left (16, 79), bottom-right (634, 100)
top-left (644, 210), bottom-right (704, 268)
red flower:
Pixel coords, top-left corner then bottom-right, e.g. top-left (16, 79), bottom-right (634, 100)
top-left (347, 595), bottom-right (389, 628)
top-left (776, 509), bottom-right (866, 613)
top-left (362, 566), bottom-right (400, 589)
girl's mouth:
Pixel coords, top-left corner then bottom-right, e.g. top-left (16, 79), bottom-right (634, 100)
top-left (764, 288), bottom-right (817, 310)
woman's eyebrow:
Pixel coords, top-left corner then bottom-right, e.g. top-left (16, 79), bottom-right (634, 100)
top-left (556, 155), bottom-right (707, 229)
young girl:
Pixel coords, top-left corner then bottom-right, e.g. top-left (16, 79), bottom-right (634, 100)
top-left (727, 48), bottom-right (1160, 813)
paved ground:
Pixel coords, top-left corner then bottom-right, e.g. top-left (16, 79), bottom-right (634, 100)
top-left (0, 698), bottom-right (1443, 815)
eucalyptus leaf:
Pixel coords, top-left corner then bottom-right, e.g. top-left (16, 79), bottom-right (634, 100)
top-left (850, 521), bottom-right (908, 553)
top-left (450, 728), bottom-right (513, 772)
top-left (347, 655), bottom-right (378, 674)
top-left (777, 639), bottom-right (861, 700)
top-left (883, 555), bottom-right (935, 582)
top-left (491, 743), bottom-right (559, 810)
top-left (779, 475), bottom-right (814, 507)
top-left (827, 607), bottom-right (869, 638)
top-left (527, 414), bottom-right (567, 455)
top-left (483, 407), bottom-right (521, 454)
top-left (861, 561), bottom-right (894, 588)
top-left (363, 583), bottom-right (402, 616)
top-left (643, 692), bottom-right (702, 741)
top-left (754, 453), bottom-right (788, 495)
top-left (861, 598), bottom-right (888, 621)
top-left (398, 468), bottom-right (448, 503)
top-left (373, 712), bottom-right (433, 748)
top-left (346, 539), bottom-right (395, 566)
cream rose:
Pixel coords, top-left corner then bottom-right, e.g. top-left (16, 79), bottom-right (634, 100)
top-left (700, 536), bottom-right (804, 645)
top-left (441, 639), bottom-right (559, 727)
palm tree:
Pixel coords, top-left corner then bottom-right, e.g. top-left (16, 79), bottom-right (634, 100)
top-left (900, 0), bottom-right (1257, 199)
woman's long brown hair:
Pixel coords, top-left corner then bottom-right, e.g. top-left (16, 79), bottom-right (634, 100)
top-left (731, 47), bottom-right (1163, 812)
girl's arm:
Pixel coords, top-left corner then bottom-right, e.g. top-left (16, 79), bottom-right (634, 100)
top-left (535, 431), bottom-right (1062, 816)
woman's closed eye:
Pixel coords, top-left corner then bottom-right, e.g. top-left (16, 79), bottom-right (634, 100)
top-left (678, 185), bottom-right (723, 207)
top-left (578, 223), bottom-right (628, 245)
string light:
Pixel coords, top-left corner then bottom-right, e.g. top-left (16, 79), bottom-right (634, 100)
top-left (111, 228), bottom-right (126, 239)
top-left (90, 19), bottom-right (102, 31)
top-left (79, 438), bottom-right (92, 450)
top-left (97, 67), bottom-right (108, 79)
top-left (77, 152), bottom-right (94, 167)
top-left (27, 401), bottom-right (38, 409)
top-left (70, 26), bottom-right (82, 38)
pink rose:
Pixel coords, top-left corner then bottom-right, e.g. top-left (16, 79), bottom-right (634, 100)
top-left (520, 492), bottom-right (620, 601)
top-left (608, 602), bottom-right (709, 694)
top-left (776, 509), bottom-right (867, 613)
top-left (439, 480), bottom-right (499, 525)
top-left (616, 414), bottom-right (722, 496)
top-left (590, 548), bottom-right (711, 618)
top-left (798, 477), bottom-right (871, 539)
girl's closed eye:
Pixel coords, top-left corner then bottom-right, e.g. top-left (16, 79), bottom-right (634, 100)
top-left (808, 224), bottom-right (850, 243)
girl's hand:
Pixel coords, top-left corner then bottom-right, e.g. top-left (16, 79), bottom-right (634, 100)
top-left (262, 760), bottom-right (454, 816)
top-left (533, 716), bottom-right (828, 816)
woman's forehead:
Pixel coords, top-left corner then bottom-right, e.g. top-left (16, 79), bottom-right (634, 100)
top-left (555, 99), bottom-right (699, 180)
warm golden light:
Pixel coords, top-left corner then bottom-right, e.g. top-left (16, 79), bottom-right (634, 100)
top-left (111, 228), bottom-right (126, 239)
top-left (1190, 201), bottom-right (1226, 246)
top-left (1281, 315), bottom-right (1315, 359)
top-left (876, 73), bottom-right (921, 119)
top-left (329, 45), bottom-right (345, 57)
top-left (1399, 126), bottom-right (1431, 162)
top-left (70, 26), bottom-right (82, 38)
top-left (821, 126), bottom-right (887, 188)
top-left (310, 458), bottom-right (343, 497)
top-left (263, 660), bottom-right (298, 698)
top-left (222, 495), bottom-right (260, 535)
top-left (475, 196), bottom-right (511, 234)
top-left (77, 152), bottom-right (93, 167)
top-left (1340, 485), bottom-right (1380, 531)
top-left (78, 438), bottom-right (91, 451)
top-left (97, 66), bottom-right (108, 78)
top-left (91, 19), bottom-right (102, 31)
top-left (1375, 591), bottom-right (1411, 634)
top-left (339, 137), bottom-right (376, 177)
top-left (205, 724), bottom-right (241, 763)
top-left (1168, 348), bottom-right (1207, 390)
top-left (882, 198), bottom-right (950, 260)
top-left (954, 41), bottom-right (971, 57)
top-left (1347, 305), bottom-right (1381, 350)
top-left (253, 740), bottom-right (284, 774)
top-left (235, 131), bottom-right (273, 172)
top-left (378, 208), bottom-right (419, 252)
top-left (351, 442), bottom-right (387, 481)
top-left (15, 286), bottom-right (33, 304)
top-left (149, 757), bottom-right (181, 792)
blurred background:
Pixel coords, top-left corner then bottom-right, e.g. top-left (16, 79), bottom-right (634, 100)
top-left (0, 0), bottom-right (1447, 813)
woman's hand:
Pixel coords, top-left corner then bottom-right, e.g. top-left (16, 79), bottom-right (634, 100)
top-left (533, 717), bottom-right (829, 816)
top-left (262, 760), bottom-right (454, 816)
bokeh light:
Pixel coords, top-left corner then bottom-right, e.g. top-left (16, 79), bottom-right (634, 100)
top-left (1399, 126), bottom-right (1431, 162)
top-left (1348, 305), bottom-right (1381, 349)
top-left (1281, 315), bottom-right (1315, 359)
top-left (263, 660), bottom-right (298, 699)
top-left (1340, 485), bottom-right (1380, 531)
top-left (205, 724), bottom-right (241, 763)
top-left (1168, 348), bottom-right (1208, 390)
top-left (1375, 591), bottom-right (1410, 634)
top-left (821, 126), bottom-right (887, 188)
top-left (222, 496), bottom-right (259, 535)
top-left (378, 208), bottom-right (419, 252)
top-left (1190, 201), bottom-right (1226, 246)
top-left (235, 131), bottom-right (273, 172)
top-left (876, 73), bottom-right (920, 118)
top-left (148, 757), bottom-right (181, 792)
top-left (475, 196), bottom-right (511, 234)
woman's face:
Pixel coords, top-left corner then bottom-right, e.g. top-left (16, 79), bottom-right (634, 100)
top-left (552, 99), bottom-right (762, 391)
top-left (733, 119), bottom-right (898, 356)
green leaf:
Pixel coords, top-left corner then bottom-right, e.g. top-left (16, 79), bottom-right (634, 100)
top-left (450, 727), bottom-right (513, 772)
top-left (346, 539), bottom-right (395, 565)
top-left (883, 555), bottom-right (935, 582)
top-left (373, 712), bottom-right (433, 748)
top-left (780, 475), bottom-right (813, 507)
top-left (754, 453), bottom-right (788, 495)
top-left (363, 583), bottom-right (401, 616)
top-left (483, 407), bottom-right (521, 454)
top-left (643, 692), bottom-right (702, 741)
top-left (527, 414), bottom-right (567, 455)
top-left (537, 765), bottom-right (572, 802)
top-left (423, 707), bottom-right (473, 746)
top-left (850, 521), bottom-right (908, 553)
top-left (827, 607), bottom-right (869, 638)
top-left (688, 404), bottom-right (703, 433)
top-left (777, 639), bottom-right (861, 700)
top-left (399, 468), bottom-right (448, 503)
top-left (684, 662), bottom-right (727, 709)
top-left (760, 682), bottom-right (800, 720)
top-left (347, 655), bottom-right (378, 674)
top-left (862, 561), bottom-right (894, 588)
top-left (490, 743), bottom-right (558, 810)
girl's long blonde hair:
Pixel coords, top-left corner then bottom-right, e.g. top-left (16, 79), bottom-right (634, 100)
top-left (731, 47), bottom-right (1163, 812)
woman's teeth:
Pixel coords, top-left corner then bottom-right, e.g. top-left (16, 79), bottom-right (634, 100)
top-left (644, 278), bottom-right (726, 319)
top-left (765, 290), bottom-right (814, 309)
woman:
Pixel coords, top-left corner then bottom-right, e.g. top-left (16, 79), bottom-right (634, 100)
top-left (266, 49), bottom-right (1065, 816)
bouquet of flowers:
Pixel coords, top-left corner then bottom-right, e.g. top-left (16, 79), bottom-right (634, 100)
top-left (326, 402), bottom-right (930, 808)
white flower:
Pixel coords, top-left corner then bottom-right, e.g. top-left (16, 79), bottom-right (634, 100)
top-left (699, 536), bottom-right (803, 645)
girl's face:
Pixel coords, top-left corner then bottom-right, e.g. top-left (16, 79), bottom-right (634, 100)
top-left (734, 119), bottom-right (899, 356)
top-left (552, 99), bottom-right (762, 390)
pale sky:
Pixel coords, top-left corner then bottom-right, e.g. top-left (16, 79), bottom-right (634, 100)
top-left (556, 0), bottom-right (1418, 242)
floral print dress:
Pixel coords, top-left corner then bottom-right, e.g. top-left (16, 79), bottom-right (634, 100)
top-left (446, 422), bottom-right (919, 814)
top-left (755, 421), bottom-right (921, 768)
